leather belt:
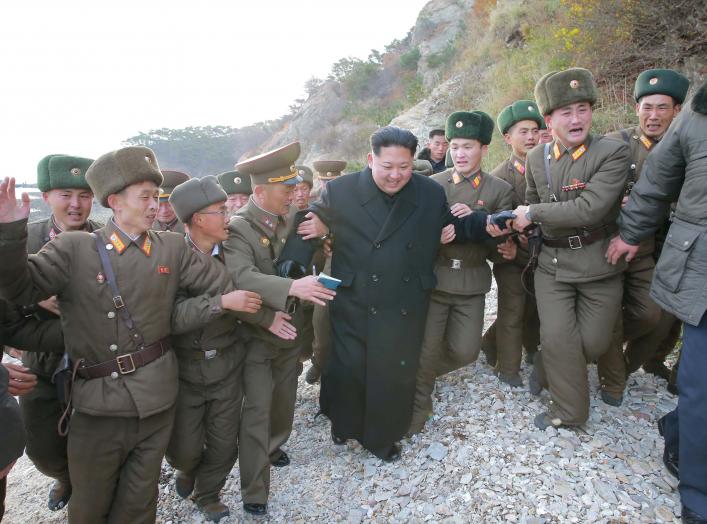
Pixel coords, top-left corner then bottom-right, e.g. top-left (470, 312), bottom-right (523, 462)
top-left (438, 257), bottom-right (464, 270)
top-left (77, 338), bottom-right (171, 379)
top-left (542, 225), bottom-right (617, 250)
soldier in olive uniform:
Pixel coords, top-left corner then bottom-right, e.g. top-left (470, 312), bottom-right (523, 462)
top-left (410, 110), bottom-right (514, 433)
top-left (512, 68), bottom-right (630, 429)
top-left (600, 69), bottom-right (689, 396)
top-left (222, 142), bottom-right (335, 517)
top-left (217, 170), bottom-right (252, 215)
top-left (304, 160), bottom-right (348, 385)
top-left (153, 170), bottom-right (190, 233)
top-left (20, 154), bottom-right (101, 511)
top-left (166, 176), bottom-right (270, 522)
top-left (481, 101), bottom-right (544, 386)
top-left (0, 146), bottom-right (263, 524)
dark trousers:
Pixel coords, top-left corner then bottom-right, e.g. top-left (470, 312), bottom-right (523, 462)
top-left (667, 312), bottom-right (707, 515)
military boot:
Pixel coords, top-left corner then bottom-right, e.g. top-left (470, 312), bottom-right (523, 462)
top-left (497, 371), bottom-right (523, 388)
top-left (305, 362), bottom-right (321, 384)
top-left (48, 480), bottom-right (72, 511)
top-left (198, 500), bottom-right (230, 523)
top-left (175, 471), bottom-right (195, 499)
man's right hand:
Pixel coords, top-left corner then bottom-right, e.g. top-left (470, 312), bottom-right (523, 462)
top-left (268, 311), bottom-right (297, 340)
top-left (0, 177), bottom-right (31, 223)
top-left (440, 224), bottom-right (456, 244)
top-left (3, 362), bottom-right (38, 396)
top-left (221, 290), bottom-right (263, 313)
top-left (289, 275), bottom-right (336, 306)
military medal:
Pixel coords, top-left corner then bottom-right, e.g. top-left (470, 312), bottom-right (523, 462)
top-left (158, 265), bottom-right (170, 274)
top-left (562, 178), bottom-right (587, 192)
top-left (261, 237), bottom-right (270, 247)
top-left (96, 272), bottom-right (105, 283)
top-left (48, 227), bottom-right (58, 241)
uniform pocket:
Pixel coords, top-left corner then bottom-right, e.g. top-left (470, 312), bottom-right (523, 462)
top-left (336, 271), bottom-right (356, 288)
top-left (654, 221), bottom-right (700, 292)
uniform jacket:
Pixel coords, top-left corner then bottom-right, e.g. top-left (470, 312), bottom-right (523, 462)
top-left (619, 84), bottom-right (707, 326)
top-left (430, 168), bottom-right (512, 295)
top-left (606, 125), bottom-right (661, 257)
top-left (223, 198), bottom-right (301, 349)
top-left (22, 216), bottom-right (102, 377)
top-left (1, 298), bottom-right (64, 354)
top-left (308, 168), bottom-right (489, 450)
top-left (526, 134), bottom-right (630, 283)
top-left (0, 219), bottom-right (229, 418)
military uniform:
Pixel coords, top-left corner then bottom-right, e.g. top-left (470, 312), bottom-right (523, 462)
top-left (0, 146), bottom-right (235, 523)
top-left (525, 68), bottom-right (630, 427)
top-left (602, 69), bottom-right (690, 388)
top-left (482, 100), bottom-right (545, 382)
top-left (411, 111), bottom-right (513, 432)
top-left (165, 176), bottom-right (272, 517)
top-left (222, 142), bottom-right (304, 511)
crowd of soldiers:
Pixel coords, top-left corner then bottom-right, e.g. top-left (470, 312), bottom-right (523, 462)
top-left (0, 65), bottom-right (705, 524)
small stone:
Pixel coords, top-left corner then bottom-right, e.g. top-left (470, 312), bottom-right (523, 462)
top-left (427, 442), bottom-right (448, 461)
top-left (460, 473), bottom-right (473, 485)
top-left (592, 479), bottom-right (619, 504)
top-left (654, 505), bottom-right (675, 522)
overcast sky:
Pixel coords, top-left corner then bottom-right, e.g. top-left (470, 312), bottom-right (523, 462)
top-left (1, 0), bottom-right (429, 183)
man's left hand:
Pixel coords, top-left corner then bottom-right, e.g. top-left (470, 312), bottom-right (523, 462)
top-left (298, 212), bottom-right (329, 240)
top-left (440, 224), bottom-right (456, 244)
top-left (450, 203), bottom-right (472, 218)
top-left (606, 235), bottom-right (639, 264)
top-left (497, 238), bottom-right (517, 260)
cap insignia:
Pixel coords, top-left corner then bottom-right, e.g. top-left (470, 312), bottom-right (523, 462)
top-left (455, 121), bottom-right (464, 128)
top-left (649, 77), bottom-right (658, 85)
top-left (234, 177), bottom-right (242, 184)
top-left (299, 170), bottom-right (305, 176)
top-left (570, 79), bottom-right (579, 89)
top-left (70, 167), bottom-right (81, 176)
top-left (528, 106), bottom-right (535, 112)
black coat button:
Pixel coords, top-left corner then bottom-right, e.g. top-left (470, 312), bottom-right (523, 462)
top-left (401, 308), bottom-right (408, 316)
top-left (402, 275), bottom-right (410, 283)
top-left (374, 242), bottom-right (382, 249)
top-left (406, 242), bottom-right (413, 249)
top-left (370, 306), bottom-right (377, 315)
top-left (371, 274), bottom-right (379, 282)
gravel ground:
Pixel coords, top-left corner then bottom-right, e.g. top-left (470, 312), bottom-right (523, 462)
top-left (4, 285), bottom-right (681, 524)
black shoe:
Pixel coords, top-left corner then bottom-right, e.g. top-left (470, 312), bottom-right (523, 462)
top-left (381, 444), bottom-right (401, 463)
top-left (270, 450), bottom-right (290, 467)
top-left (644, 362), bottom-right (671, 382)
top-left (682, 505), bottom-right (707, 524)
top-left (47, 481), bottom-right (72, 511)
top-left (657, 416), bottom-right (679, 479)
top-left (601, 390), bottom-right (623, 407)
top-left (331, 429), bottom-right (346, 445)
top-left (243, 503), bottom-right (267, 516)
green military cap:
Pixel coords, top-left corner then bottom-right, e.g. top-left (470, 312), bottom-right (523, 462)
top-left (497, 100), bottom-right (544, 134)
top-left (296, 165), bottom-right (314, 186)
top-left (169, 175), bottom-right (227, 224)
top-left (412, 160), bottom-right (433, 177)
top-left (445, 110), bottom-right (494, 145)
top-left (634, 68), bottom-right (690, 104)
top-left (217, 170), bottom-right (252, 195)
top-left (159, 170), bottom-right (190, 199)
top-left (534, 68), bottom-right (597, 115)
top-left (236, 141), bottom-right (302, 186)
top-left (313, 160), bottom-right (347, 181)
top-left (86, 146), bottom-right (163, 207)
top-left (37, 154), bottom-right (94, 192)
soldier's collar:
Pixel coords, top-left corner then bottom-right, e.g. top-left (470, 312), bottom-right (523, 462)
top-left (553, 139), bottom-right (588, 162)
top-left (451, 167), bottom-right (482, 186)
top-left (107, 219), bottom-right (152, 256)
top-left (510, 155), bottom-right (526, 175)
top-left (635, 127), bottom-right (658, 150)
top-left (249, 197), bottom-right (283, 233)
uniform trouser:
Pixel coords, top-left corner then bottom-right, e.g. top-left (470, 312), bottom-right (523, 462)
top-left (67, 405), bottom-right (176, 524)
top-left (411, 292), bottom-right (484, 426)
top-left (19, 374), bottom-right (70, 486)
top-left (165, 369), bottom-right (241, 506)
top-left (534, 269), bottom-right (623, 425)
top-left (664, 313), bottom-right (707, 515)
top-left (239, 338), bottom-right (300, 505)
top-left (598, 256), bottom-right (661, 392)
top-left (310, 302), bottom-right (332, 369)
top-left (482, 262), bottom-right (539, 376)
top-left (297, 304), bottom-right (315, 364)
top-left (626, 309), bottom-right (682, 374)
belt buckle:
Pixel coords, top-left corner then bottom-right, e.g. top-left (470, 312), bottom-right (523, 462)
top-left (113, 295), bottom-right (125, 309)
top-left (204, 349), bottom-right (218, 360)
top-left (568, 235), bottom-right (582, 250)
top-left (450, 259), bottom-right (462, 270)
top-left (116, 353), bottom-right (136, 374)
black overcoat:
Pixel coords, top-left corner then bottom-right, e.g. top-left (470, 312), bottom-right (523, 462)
top-left (307, 168), bottom-right (488, 451)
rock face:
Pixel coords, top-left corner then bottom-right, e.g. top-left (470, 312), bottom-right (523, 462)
top-left (411, 0), bottom-right (475, 90)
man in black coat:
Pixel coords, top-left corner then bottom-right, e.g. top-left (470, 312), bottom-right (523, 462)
top-left (294, 126), bottom-right (498, 461)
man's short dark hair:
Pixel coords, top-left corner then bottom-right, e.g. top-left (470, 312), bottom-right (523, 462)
top-left (370, 126), bottom-right (418, 157)
top-left (429, 129), bottom-right (445, 140)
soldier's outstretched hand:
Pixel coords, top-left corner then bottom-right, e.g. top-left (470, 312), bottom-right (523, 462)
top-left (0, 177), bottom-right (31, 223)
top-left (268, 311), bottom-right (297, 340)
top-left (606, 235), bottom-right (639, 264)
top-left (289, 275), bottom-right (336, 306)
top-left (221, 290), bottom-right (263, 313)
